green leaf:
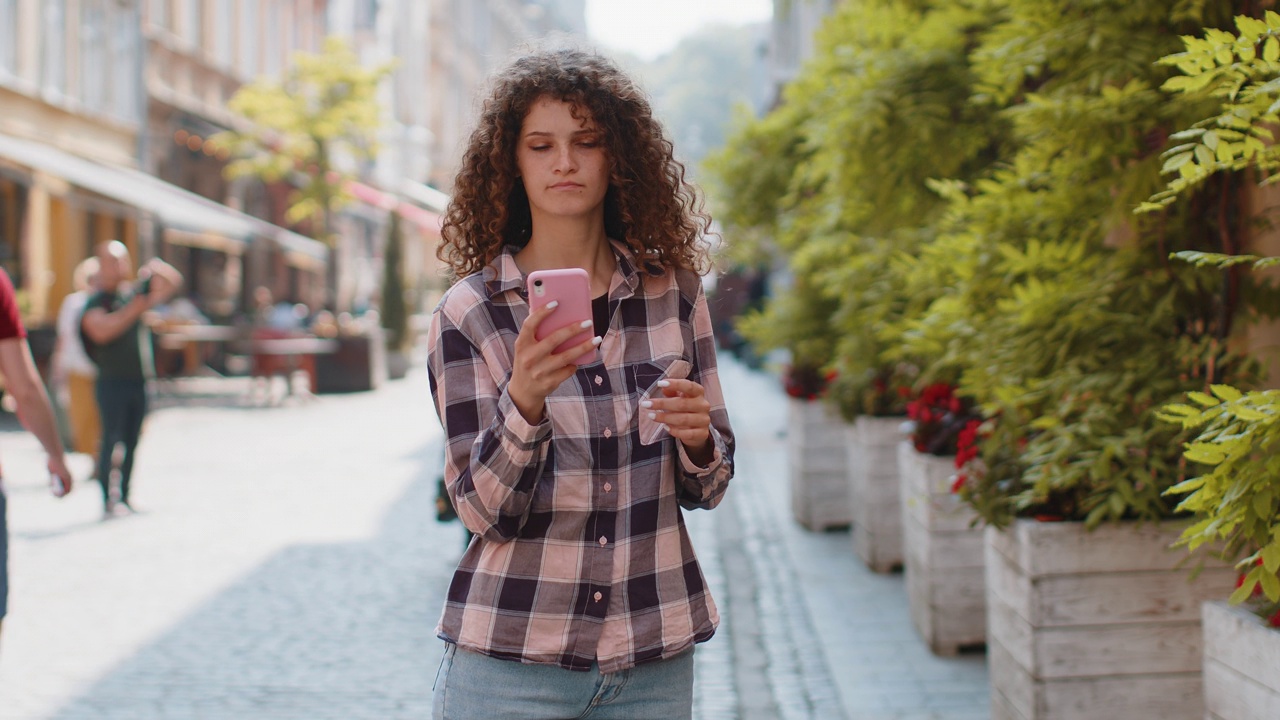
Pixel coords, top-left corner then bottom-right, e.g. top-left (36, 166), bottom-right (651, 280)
top-left (1256, 492), bottom-right (1276, 519)
top-left (1162, 152), bottom-right (1194, 174)
top-left (1266, 36), bottom-right (1280, 63)
top-left (1188, 391), bottom-right (1220, 407)
top-left (1160, 403), bottom-right (1202, 417)
top-left (1261, 568), bottom-right (1280, 601)
top-left (1231, 573), bottom-right (1259, 604)
top-left (1184, 444), bottom-right (1228, 465)
top-left (1210, 384), bottom-right (1244, 402)
top-left (1262, 542), bottom-right (1280, 574)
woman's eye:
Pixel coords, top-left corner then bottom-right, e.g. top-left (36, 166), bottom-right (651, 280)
top-left (529, 144), bottom-right (551, 151)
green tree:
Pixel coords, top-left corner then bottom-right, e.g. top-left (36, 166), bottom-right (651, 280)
top-left (215, 36), bottom-right (393, 309)
top-left (381, 210), bottom-right (409, 352)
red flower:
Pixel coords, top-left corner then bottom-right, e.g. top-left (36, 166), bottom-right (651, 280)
top-left (950, 473), bottom-right (967, 494)
top-left (1270, 610), bottom-right (1280, 628)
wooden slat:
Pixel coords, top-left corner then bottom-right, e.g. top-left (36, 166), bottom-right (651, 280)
top-left (1202, 601), bottom-right (1280, 698)
top-left (1203, 657), bottom-right (1280, 720)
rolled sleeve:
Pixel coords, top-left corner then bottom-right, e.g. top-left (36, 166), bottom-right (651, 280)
top-left (428, 300), bottom-right (552, 541)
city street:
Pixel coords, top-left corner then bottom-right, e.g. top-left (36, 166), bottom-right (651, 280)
top-left (0, 356), bottom-right (988, 720)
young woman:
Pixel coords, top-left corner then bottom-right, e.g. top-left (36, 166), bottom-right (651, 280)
top-left (426, 47), bottom-right (735, 720)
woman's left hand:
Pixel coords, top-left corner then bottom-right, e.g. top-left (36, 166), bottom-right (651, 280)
top-left (643, 378), bottom-right (714, 464)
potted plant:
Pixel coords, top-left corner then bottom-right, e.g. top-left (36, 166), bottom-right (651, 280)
top-left (898, 382), bottom-right (986, 654)
top-left (779, 362), bottom-right (850, 531)
top-left (830, 364), bottom-right (913, 572)
top-left (1141, 14), bottom-right (1280, 717)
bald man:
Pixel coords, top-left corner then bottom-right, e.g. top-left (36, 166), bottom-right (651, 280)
top-left (80, 241), bottom-right (182, 518)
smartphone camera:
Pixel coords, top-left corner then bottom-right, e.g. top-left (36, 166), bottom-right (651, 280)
top-left (532, 278), bottom-right (544, 296)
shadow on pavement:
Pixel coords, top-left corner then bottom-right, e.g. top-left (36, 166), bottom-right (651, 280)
top-left (45, 447), bottom-right (459, 720)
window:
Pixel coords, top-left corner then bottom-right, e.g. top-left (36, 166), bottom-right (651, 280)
top-left (239, 0), bottom-right (258, 77)
top-left (0, 0), bottom-right (17, 76)
top-left (0, 180), bottom-right (26, 292)
top-left (183, 0), bottom-right (200, 49)
top-left (214, 0), bottom-right (234, 67)
top-left (41, 0), bottom-right (67, 96)
top-left (110, 4), bottom-right (141, 123)
top-left (149, 0), bottom-right (170, 32)
top-left (263, 0), bottom-right (281, 79)
top-left (80, 0), bottom-right (108, 112)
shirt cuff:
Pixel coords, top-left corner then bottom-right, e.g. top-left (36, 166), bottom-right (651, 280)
top-left (677, 428), bottom-right (724, 477)
top-left (497, 385), bottom-right (552, 449)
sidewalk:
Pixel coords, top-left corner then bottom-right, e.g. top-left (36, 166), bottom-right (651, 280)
top-left (705, 357), bottom-right (990, 719)
top-left (0, 357), bottom-right (989, 719)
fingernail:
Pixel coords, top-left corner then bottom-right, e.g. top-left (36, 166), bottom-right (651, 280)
top-left (591, 336), bottom-right (603, 346)
top-left (648, 412), bottom-right (657, 420)
top-left (580, 319), bottom-right (593, 328)
top-left (546, 300), bottom-right (559, 309)
top-left (656, 380), bottom-right (670, 388)
top-left (641, 400), bottom-right (653, 408)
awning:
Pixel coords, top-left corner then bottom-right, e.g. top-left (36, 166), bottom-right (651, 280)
top-left (0, 131), bottom-right (328, 263)
top-left (347, 179), bottom-right (443, 236)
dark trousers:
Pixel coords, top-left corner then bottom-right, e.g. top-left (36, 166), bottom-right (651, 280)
top-left (95, 378), bottom-right (147, 505)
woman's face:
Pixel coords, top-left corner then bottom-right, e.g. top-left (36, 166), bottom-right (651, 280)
top-left (515, 97), bottom-right (611, 225)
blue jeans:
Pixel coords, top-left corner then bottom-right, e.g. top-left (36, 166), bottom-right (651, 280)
top-left (432, 643), bottom-right (695, 720)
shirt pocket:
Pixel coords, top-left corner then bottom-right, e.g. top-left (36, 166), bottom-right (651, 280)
top-left (632, 355), bottom-right (692, 446)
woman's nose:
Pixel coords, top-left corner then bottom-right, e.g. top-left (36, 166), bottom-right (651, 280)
top-left (553, 146), bottom-right (577, 173)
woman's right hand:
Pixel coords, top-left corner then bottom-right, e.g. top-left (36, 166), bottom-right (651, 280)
top-left (507, 301), bottom-right (601, 424)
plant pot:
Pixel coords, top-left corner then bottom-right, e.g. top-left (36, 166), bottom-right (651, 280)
top-left (846, 415), bottom-right (905, 572)
top-left (315, 330), bottom-right (387, 393)
top-left (986, 519), bottom-right (1236, 720)
top-left (787, 397), bottom-right (851, 531)
top-left (1202, 600), bottom-right (1280, 719)
top-left (385, 347), bottom-right (411, 380)
top-left (898, 442), bottom-right (985, 655)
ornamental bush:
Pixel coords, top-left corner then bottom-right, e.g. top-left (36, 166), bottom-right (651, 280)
top-left (1146, 12), bottom-right (1280, 619)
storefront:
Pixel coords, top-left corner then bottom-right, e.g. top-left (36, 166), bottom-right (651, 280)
top-left (0, 130), bottom-right (327, 327)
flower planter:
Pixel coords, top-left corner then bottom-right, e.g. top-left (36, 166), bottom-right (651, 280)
top-left (846, 416), bottom-right (905, 572)
top-left (787, 397), bottom-right (851, 531)
top-left (1202, 600), bottom-right (1280, 719)
top-left (898, 442), bottom-right (985, 655)
top-left (986, 519), bottom-right (1236, 720)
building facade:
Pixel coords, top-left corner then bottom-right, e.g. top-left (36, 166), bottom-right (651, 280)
top-left (0, 0), bottom-right (143, 324)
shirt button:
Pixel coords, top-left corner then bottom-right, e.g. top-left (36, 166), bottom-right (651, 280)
top-left (603, 483), bottom-right (612, 492)
top-left (603, 427), bottom-right (612, 438)
top-left (594, 591), bottom-right (603, 602)
top-left (598, 536), bottom-right (608, 546)
top-left (594, 375), bottom-right (603, 385)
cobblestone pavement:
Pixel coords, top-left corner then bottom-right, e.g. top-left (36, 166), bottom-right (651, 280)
top-left (0, 356), bottom-right (989, 719)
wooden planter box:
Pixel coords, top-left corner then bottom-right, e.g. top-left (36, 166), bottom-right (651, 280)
top-left (787, 398), bottom-right (851, 531)
top-left (1203, 600), bottom-right (1280, 719)
top-left (846, 416), bottom-right (905, 572)
top-left (986, 519), bottom-right (1236, 720)
top-left (898, 442), bottom-right (985, 655)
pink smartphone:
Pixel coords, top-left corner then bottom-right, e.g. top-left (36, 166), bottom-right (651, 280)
top-left (527, 268), bottom-right (597, 365)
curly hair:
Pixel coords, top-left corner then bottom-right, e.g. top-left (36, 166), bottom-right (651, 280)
top-left (438, 46), bottom-right (713, 279)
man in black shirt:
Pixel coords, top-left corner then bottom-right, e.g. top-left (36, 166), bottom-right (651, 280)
top-left (80, 241), bottom-right (182, 518)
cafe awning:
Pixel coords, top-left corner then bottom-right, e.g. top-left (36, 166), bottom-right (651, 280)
top-left (0, 131), bottom-right (328, 263)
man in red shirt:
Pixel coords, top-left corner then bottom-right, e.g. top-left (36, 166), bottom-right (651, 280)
top-left (0, 267), bottom-right (73, 642)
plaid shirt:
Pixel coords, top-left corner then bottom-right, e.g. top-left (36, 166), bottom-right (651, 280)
top-left (426, 241), bottom-right (734, 673)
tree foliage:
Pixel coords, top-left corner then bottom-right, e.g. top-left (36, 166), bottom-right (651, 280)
top-left (215, 37), bottom-right (393, 242)
top-left (381, 210), bottom-right (409, 352)
top-left (709, 0), bottom-right (1260, 527)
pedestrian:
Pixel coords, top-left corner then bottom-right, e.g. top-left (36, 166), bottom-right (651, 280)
top-left (425, 46), bottom-right (735, 720)
top-left (0, 267), bottom-right (74, 643)
top-left (79, 241), bottom-right (183, 519)
top-left (51, 257), bottom-right (101, 467)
